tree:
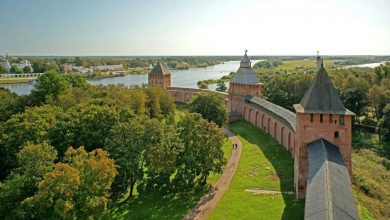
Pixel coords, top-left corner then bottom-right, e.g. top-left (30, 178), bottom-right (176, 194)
top-left (105, 118), bottom-right (148, 200)
top-left (197, 81), bottom-right (208, 89)
top-left (10, 64), bottom-right (21, 73)
top-left (31, 70), bottom-right (70, 104)
top-left (216, 81), bottom-right (227, 92)
top-left (54, 99), bottom-right (126, 153)
top-left (0, 65), bottom-right (6, 74)
top-left (379, 104), bottom-right (390, 142)
top-left (141, 119), bottom-right (183, 192)
top-left (63, 73), bottom-right (88, 88)
top-left (23, 147), bottom-right (117, 219)
top-left (0, 105), bottom-right (64, 179)
top-left (145, 86), bottom-right (175, 119)
top-left (74, 57), bottom-right (83, 66)
top-left (0, 143), bottom-right (57, 219)
top-left (189, 92), bottom-right (227, 127)
top-left (23, 66), bottom-right (32, 73)
top-left (0, 88), bottom-right (19, 121)
top-left (175, 113), bottom-right (225, 186)
top-left (105, 117), bottom-right (183, 199)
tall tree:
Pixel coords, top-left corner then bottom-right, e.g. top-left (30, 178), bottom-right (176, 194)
top-left (216, 81), bottom-right (227, 92)
top-left (31, 70), bottom-right (70, 104)
top-left (23, 66), bottom-right (32, 73)
top-left (0, 88), bottom-right (19, 122)
top-left (0, 143), bottom-right (57, 219)
top-left (10, 64), bottom-right (21, 73)
top-left (379, 104), bottom-right (390, 142)
top-left (189, 92), bottom-right (227, 127)
top-left (0, 105), bottom-right (64, 179)
top-left (23, 147), bottom-right (117, 219)
top-left (0, 65), bottom-right (6, 73)
top-left (105, 118), bottom-right (148, 199)
top-left (175, 113), bottom-right (225, 186)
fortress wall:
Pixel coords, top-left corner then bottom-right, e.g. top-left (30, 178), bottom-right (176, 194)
top-left (242, 103), bottom-right (296, 157)
top-left (167, 87), bottom-right (229, 106)
top-left (166, 86), bottom-right (296, 157)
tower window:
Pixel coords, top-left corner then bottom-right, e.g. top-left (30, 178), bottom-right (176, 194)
top-left (320, 114), bottom-right (323, 123)
top-left (334, 131), bottom-right (340, 139)
top-left (310, 114), bottom-right (314, 122)
top-left (329, 114), bottom-right (333, 123)
top-left (339, 115), bottom-right (345, 125)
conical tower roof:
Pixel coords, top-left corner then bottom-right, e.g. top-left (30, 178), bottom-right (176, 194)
top-left (241, 52), bottom-right (251, 63)
top-left (230, 51), bottom-right (260, 85)
top-left (294, 65), bottom-right (353, 115)
top-left (149, 61), bottom-right (170, 75)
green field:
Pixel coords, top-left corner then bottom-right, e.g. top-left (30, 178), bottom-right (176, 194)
top-left (0, 77), bottom-right (35, 84)
top-left (275, 60), bottom-right (335, 71)
top-left (208, 121), bottom-right (304, 220)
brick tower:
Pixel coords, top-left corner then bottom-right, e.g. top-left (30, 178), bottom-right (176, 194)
top-left (229, 50), bottom-right (262, 113)
top-left (148, 60), bottom-right (171, 89)
top-left (293, 61), bottom-right (355, 198)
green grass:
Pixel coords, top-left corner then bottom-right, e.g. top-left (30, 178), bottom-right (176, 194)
top-left (208, 121), bottom-right (304, 220)
top-left (111, 189), bottom-right (208, 220)
top-left (208, 138), bottom-right (233, 185)
top-left (352, 149), bottom-right (390, 220)
top-left (0, 77), bottom-right (35, 83)
top-left (275, 60), bottom-right (336, 71)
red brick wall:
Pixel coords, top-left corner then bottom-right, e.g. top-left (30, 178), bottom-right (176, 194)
top-left (242, 103), bottom-right (296, 155)
top-left (294, 112), bottom-right (353, 198)
top-left (148, 74), bottom-right (171, 89)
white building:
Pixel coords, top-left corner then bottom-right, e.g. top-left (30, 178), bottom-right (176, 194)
top-left (0, 60), bottom-right (11, 72)
top-left (11, 59), bottom-right (33, 72)
top-left (93, 64), bottom-right (124, 71)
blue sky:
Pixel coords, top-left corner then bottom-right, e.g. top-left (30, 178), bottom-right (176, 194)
top-left (0, 0), bottom-right (389, 56)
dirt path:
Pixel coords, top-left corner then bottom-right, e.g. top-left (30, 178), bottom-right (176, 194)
top-left (183, 129), bottom-right (243, 220)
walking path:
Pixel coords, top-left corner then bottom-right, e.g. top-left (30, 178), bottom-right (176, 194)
top-left (183, 129), bottom-right (243, 220)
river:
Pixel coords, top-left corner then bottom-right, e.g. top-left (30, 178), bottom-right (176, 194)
top-left (0, 60), bottom-right (261, 95)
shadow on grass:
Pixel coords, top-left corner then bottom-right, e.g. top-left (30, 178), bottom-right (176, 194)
top-left (111, 187), bottom-right (208, 220)
top-left (229, 120), bottom-right (305, 220)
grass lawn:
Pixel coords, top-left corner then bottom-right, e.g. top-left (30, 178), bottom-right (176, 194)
top-left (275, 60), bottom-right (335, 71)
top-left (0, 77), bottom-right (35, 83)
top-left (208, 121), bottom-right (304, 220)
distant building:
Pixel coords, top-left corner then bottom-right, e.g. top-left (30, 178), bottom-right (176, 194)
top-left (148, 61), bottom-right (171, 89)
top-left (12, 59), bottom-right (33, 71)
top-left (93, 64), bottom-right (123, 71)
top-left (0, 60), bottom-right (11, 72)
top-left (63, 63), bottom-right (74, 73)
top-left (63, 63), bottom-right (93, 74)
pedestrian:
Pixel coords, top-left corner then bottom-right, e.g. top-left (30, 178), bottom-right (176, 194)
top-left (232, 143), bottom-right (235, 149)
top-left (235, 143), bottom-right (238, 149)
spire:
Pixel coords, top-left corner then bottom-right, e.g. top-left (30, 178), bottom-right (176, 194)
top-left (316, 51), bottom-right (323, 69)
top-left (294, 64), bottom-right (353, 114)
top-left (231, 50), bottom-right (260, 85)
top-left (240, 49), bottom-right (251, 67)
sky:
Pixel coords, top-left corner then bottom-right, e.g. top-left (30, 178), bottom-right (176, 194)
top-left (0, 0), bottom-right (389, 56)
